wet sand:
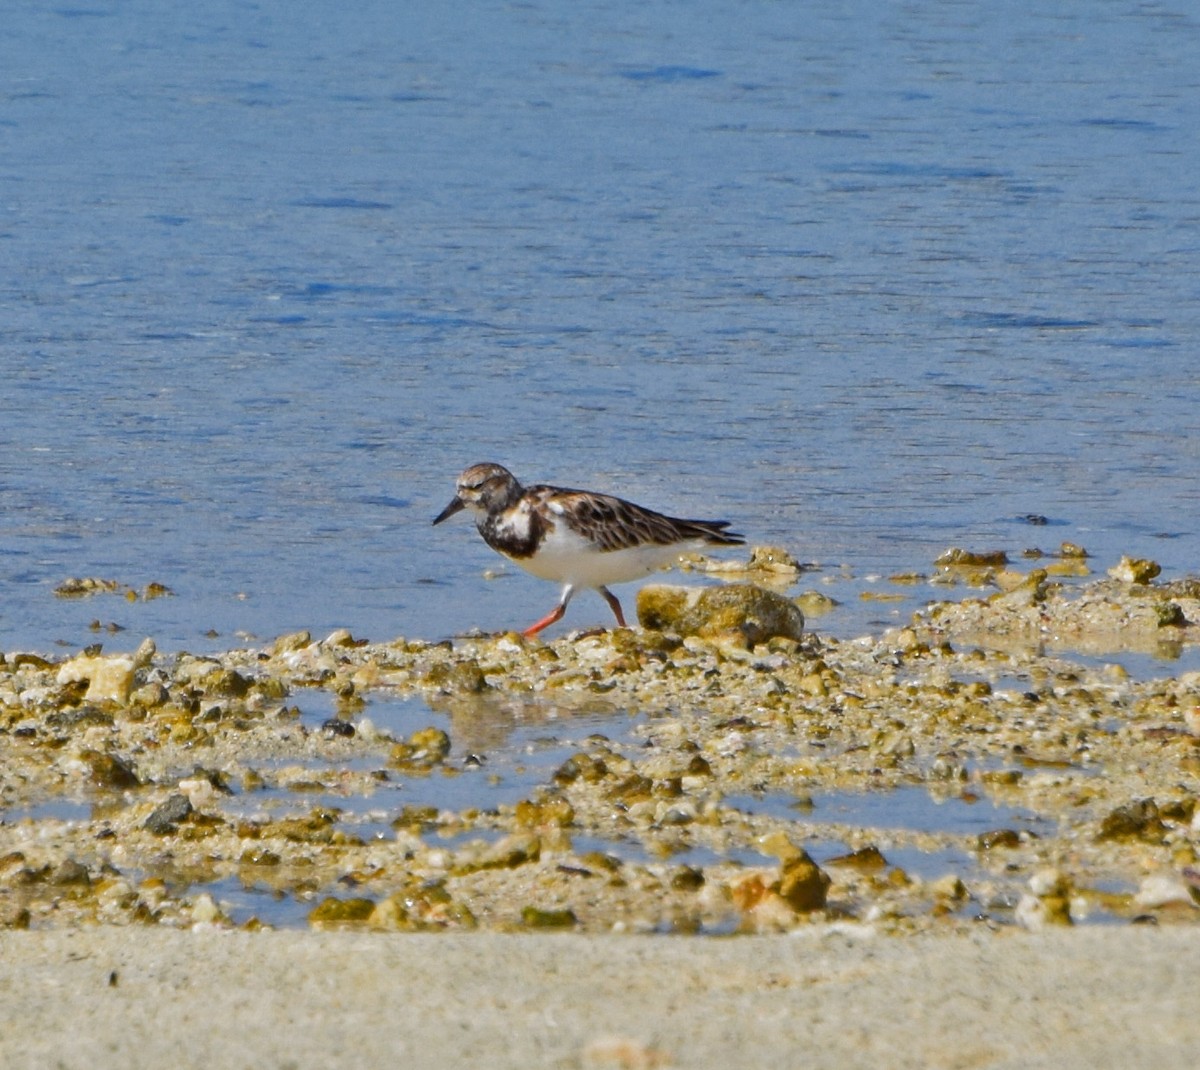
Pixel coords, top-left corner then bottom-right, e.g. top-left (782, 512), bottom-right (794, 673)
top-left (2, 926), bottom-right (1198, 1069)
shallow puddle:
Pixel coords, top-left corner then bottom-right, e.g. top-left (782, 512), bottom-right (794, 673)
top-left (725, 784), bottom-right (1049, 837)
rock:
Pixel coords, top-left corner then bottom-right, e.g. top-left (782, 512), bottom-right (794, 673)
top-left (1108, 556), bottom-right (1161, 584)
top-left (477, 833), bottom-right (541, 870)
top-left (977, 829), bottom-right (1022, 851)
top-left (991, 569), bottom-right (1048, 607)
top-left (1015, 893), bottom-right (1072, 930)
top-left (746, 546), bottom-right (802, 574)
top-left (56, 653), bottom-right (137, 704)
top-left (54, 577), bottom-right (120, 598)
top-left (794, 590), bottom-right (838, 616)
top-left (928, 874), bottom-right (967, 901)
top-left (636, 584), bottom-right (804, 646)
top-left (390, 726), bottom-right (452, 768)
top-left (1028, 868), bottom-right (1070, 898)
top-left (824, 845), bottom-right (888, 872)
top-left (308, 896), bottom-right (376, 928)
top-left (520, 905), bottom-right (578, 928)
top-left (778, 851), bottom-right (831, 913)
top-left (935, 548), bottom-right (1008, 568)
top-left (198, 668), bottom-right (252, 698)
top-left (1096, 799), bottom-right (1166, 843)
top-left (271, 630), bottom-right (312, 655)
top-left (50, 859), bottom-right (91, 886)
top-left (1015, 869), bottom-right (1074, 929)
top-left (189, 893), bottom-right (226, 926)
top-left (133, 637), bottom-right (157, 668)
top-left (144, 794), bottom-right (194, 834)
top-left (76, 750), bottom-right (140, 789)
top-left (1135, 875), bottom-right (1197, 910)
top-left (1155, 602), bottom-right (1185, 627)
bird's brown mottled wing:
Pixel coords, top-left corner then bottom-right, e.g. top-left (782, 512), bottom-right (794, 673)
top-left (533, 486), bottom-right (744, 552)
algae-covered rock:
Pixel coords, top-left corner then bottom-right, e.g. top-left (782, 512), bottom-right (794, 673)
top-left (1109, 556), bottom-right (1161, 584)
top-left (521, 905), bottom-right (578, 929)
top-left (1096, 798), bottom-right (1167, 843)
top-left (308, 896), bottom-right (376, 928)
top-left (389, 726), bottom-right (452, 769)
top-left (636, 584), bottom-right (804, 646)
top-left (935, 547), bottom-right (1008, 568)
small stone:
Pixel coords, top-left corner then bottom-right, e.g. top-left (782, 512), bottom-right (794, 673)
top-left (271, 630), bottom-right (312, 655)
top-left (1097, 799), bottom-right (1166, 843)
top-left (409, 727), bottom-right (451, 762)
top-left (1029, 869), bottom-right (1070, 898)
top-left (77, 750), bottom-right (140, 790)
top-left (308, 896), bottom-right (376, 928)
top-left (777, 850), bottom-right (831, 913)
top-left (476, 833), bottom-right (541, 870)
top-left (1015, 893), bottom-right (1072, 930)
top-left (144, 794), bottom-right (194, 834)
top-left (190, 893), bottom-right (224, 926)
top-left (521, 906), bottom-right (578, 929)
top-left (581, 1037), bottom-right (671, 1069)
top-left (50, 859), bottom-right (91, 886)
top-left (992, 569), bottom-right (1048, 607)
top-left (824, 845), bottom-right (888, 871)
top-left (928, 874), bottom-right (967, 901)
top-left (934, 547), bottom-right (1008, 568)
top-left (794, 591), bottom-right (838, 616)
top-left (54, 577), bottom-right (121, 598)
top-left (1155, 602), bottom-right (1185, 628)
top-left (977, 829), bottom-right (1022, 851)
top-left (746, 546), bottom-right (802, 574)
top-left (1135, 875), bottom-right (1197, 910)
top-left (200, 668), bottom-right (252, 698)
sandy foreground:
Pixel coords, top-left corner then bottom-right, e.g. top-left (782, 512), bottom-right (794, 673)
top-left (1, 926), bottom-right (1198, 1069)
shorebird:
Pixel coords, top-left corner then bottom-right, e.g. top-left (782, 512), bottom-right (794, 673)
top-left (433, 462), bottom-right (744, 636)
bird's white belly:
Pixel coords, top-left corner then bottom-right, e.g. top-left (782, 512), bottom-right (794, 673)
top-left (513, 525), bottom-right (693, 588)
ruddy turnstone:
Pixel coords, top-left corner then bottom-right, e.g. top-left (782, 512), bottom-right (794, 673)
top-left (433, 462), bottom-right (745, 637)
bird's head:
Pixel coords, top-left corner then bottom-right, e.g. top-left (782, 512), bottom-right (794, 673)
top-left (432, 463), bottom-right (523, 524)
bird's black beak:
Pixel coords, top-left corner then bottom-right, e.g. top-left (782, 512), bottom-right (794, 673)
top-left (432, 496), bottom-right (465, 525)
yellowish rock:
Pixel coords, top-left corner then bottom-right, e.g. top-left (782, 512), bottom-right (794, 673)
top-left (636, 583), bottom-right (804, 647)
top-left (56, 653), bottom-right (137, 704)
top-left (794, 590), bottom-right (838, 616)
top-left (746, 545), bottom-right (802, 574)
top-left (777, 851), bottom-right (831, 913)
top-left (1108, 556), bottom-right (1161, 584)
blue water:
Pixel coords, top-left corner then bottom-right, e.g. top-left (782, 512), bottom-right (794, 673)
top-left (2, 1), bottom-right (1199, 653)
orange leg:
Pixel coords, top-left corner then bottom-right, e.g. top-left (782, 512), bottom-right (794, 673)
top-left (522, 602), bottom-right (566, 638)
top-left (522, 585), bottom-right (575, 638)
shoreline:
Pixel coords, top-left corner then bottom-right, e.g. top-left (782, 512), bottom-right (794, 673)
top-left (2, 557), bottom-right (1200, 933)
top-left (2, 555), bottom-right (1200, 1065)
